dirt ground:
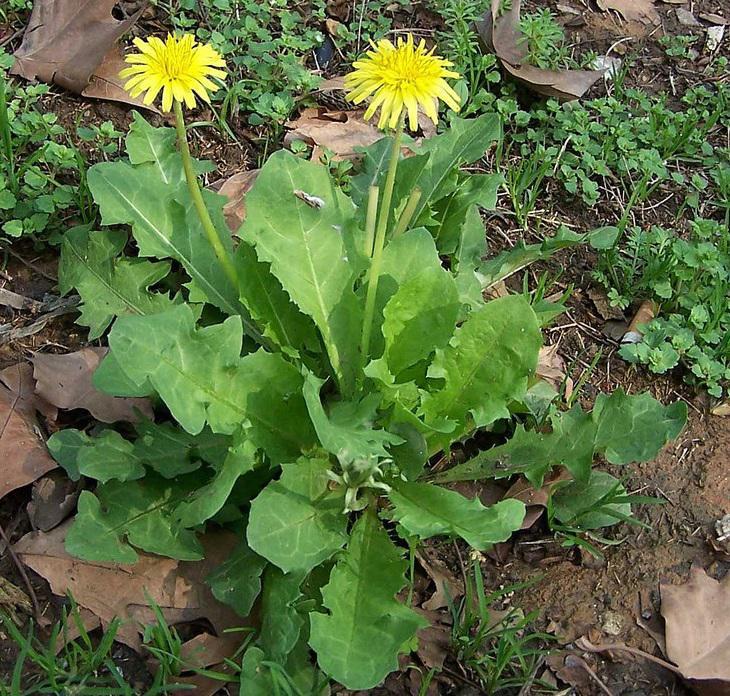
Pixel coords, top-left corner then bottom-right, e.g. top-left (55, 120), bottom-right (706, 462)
top-left (1, 0), bottom-right (729, 694)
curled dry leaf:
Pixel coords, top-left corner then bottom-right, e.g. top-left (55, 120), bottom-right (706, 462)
top-left (661, 567), bottom-right (730, 696)
top-left (285, 107), bottom-right (382, 161)
top-left (27, 471), bottom-right (80, 532)
top-left (11, 0), bottom-right (154, 111)
top-left (15, 522), bottom-right (248, 651)
top-left (596, 0), bottom-right (661, 24)
top-left (503, 470), bottom-right (572, 530)
top-left (0, 363), bottom-right (57, 502)
top-left (416, 547), bottom-right (464, 611)
top-left (477, 0), bottom-right (605, 100)
top-left (213, 169), bottom-right (260, 234)
top-left (32, 347), bottom-right (153, 424)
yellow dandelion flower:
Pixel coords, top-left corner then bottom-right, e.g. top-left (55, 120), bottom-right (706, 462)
top-left (345, 35), bottom-right (461, 132)
top-left (120, 34), bottom-right (226, 113)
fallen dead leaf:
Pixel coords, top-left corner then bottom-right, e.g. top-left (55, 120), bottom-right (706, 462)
top-left (588, 286), bottom-right (625, 321)
top-left (0, 362), bottom-right (57, 422)
top-left (32, 347), bottom-right (153, 424)
top-left (700, 13), bottom-right (729, 25)
top-left (213, 169), bottom-right (260, 233)
top-left (478, 0), bottom-right (606, 100)
top-left (676, 7), bottom-right (703, 27)
top-left (11, 0), bottom-right (141, 93)
top-left (503, 470), bottom-right (572, 530)
top-left (661, 567), bottom-right (730, 696)
top-left (415, 609), bottom-right (451, 671)
top-left (27, 471), bottom-right (80, 532)
top-left (711, 401), bottom-right (730, 416)
top-left (596, 0), bottom-right (661, 25)
top-left (285, 107), bottom-right (382, 160)
top-left (537, 344), bottom-right (567, 390)
top-left (15, 522), bottom-right (248, 651)
top-left (416, 547), bottom-right (464, 611)
top-left (81, 44), bottom-right (160, 113)
top-left (706, 25), bottom-right (725, 52)
top-left (0, 366), bottom-right (58, 502)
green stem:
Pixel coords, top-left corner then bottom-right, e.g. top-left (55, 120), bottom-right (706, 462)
top-left (0, 76), bottom-right (16, 192)
top-left (359, 121), bottom-right (404, 367)
top-left (392, 187), bottom-right (422, 238)
top-left (173, 101), bottom-right (239, 290)
top-left (364, 185), bottom-right (379, 257)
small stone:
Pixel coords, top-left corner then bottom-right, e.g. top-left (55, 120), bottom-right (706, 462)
top-left (601, 610), bottom-right (624, 636)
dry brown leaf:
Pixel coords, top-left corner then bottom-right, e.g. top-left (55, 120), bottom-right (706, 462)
top-left (676, 7), bottom-right (702, 26)
top-left (536, 344), bottom-right (566, 389)
top-left (478, 0), bottom-right (605, 100)
top-left (27, 471), bottom-right (80, 532)
top-left (285, 107), bottom-right (382, 160)
top-left (661, 567), bottom-right (730, 696)
top-left (32, 347), bottom-right (153, 424)
top-left (415, 609), bottom-right (451, 671)
top-left (15, 522), bottom-right (248, 651)
top-left (587, 286), bottom-right (625, 321)
top-left (596, 0), bottom-right (661, 24)
top-left (712, 400), bottom-right (730, 417)
top-left (503, 470), bottom-right (572, 530)
top-left (81, 44), bottom-right (160, 113)
top-left (700, 13), bottom-right (730, 25)
top-left (0, 370), bottom-right (57, 503)
top-left (11, 0), bottom-right (141, 93)
top-left (416, 547), bottom-right (464, 612)
top-left (0, 362), bottom-right (58, 422)
top-left (215, 169), bottom-right (260, 233)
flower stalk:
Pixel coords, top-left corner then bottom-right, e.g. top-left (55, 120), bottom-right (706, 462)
top-left (360, 120), bottom-right (404, 367)
top-left (173, 102), bottom-right (239, 290)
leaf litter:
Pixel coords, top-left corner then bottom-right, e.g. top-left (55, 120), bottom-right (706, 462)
top-left (477, 0), bottom-right (606, 100)
top-left (10, 0), bottom-right (155, 111)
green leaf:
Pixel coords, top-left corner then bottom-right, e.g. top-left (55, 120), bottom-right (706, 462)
top-left (593, 390), bottom-right (687, 464)
top-left (236, 241), bottom-right (319, 357)
top-left (175, 440), bottom-right (258, 527)
top-left (553, 471), bottom-right (631, 530)
top-left (66, 477), bottom-right (203, 563)
top-left (421, 295), bottom-right (541, 440)
top-left (46, 429), bottom-right (86, 481)
top-left (258, 567), bottom-right (306, 661)
top-left (59, 226), bottom-right (177, 340)
top-left (303, 371), bottom-right (401, 466)
top-left (455, 203), bottom-right (488, 271)
top-left (409, 113), bottom-right (502, 224)
top-left (379, 265), bottom-right (459, 377)
top-left (438, 391), bottom-right (687, 487)
top-left (241, 150), bottom-right (362, 394)
top-left (388, 482), bottom-right (525, 549)
top-left (478, 227), bottom-right (587, 289)
top-left (247, 458), bottom-right (347, 573)
top-left (309, 510), bottom-right (427, 690)
top-left (87, 115), bottom-right (243, 320)
top-left (75, 430), bottom-right (145, 483)
top-left (206, 539), bottom-right (267, 617)
top-left (432, 173), bottom-right (501, 256)
top-left (107, 305), bottom-right (315, 460)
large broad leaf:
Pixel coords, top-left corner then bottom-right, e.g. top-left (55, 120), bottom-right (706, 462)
top-left (235, 241), bottom-right (319, 357)
top-left (431, 173), bottom-right (501, 256)
top-left (47, 422), bottom-right (227, 483)
top-left (309, 510), bottom-right (428, 690)
top-left (106, 304), bottom-right (315, 460)
top-left (241, 150), bottom-right (362, 395)
top-left (408, 113), bottom-right (501, 225)
top-left (421, 295), bottom-right (541, 444)
top-left (439, 390), bottom-right (687, 486)
top-left (378, 265), bottom-right (460, 377)
top-left (302, 371), bottom-right (401, 466)
top-left (247, 458), bottom-right (347, 573)
top-left (66, 477), bottom-right (204, 563)
top-left (258, 567), bottom-right (306, 662)
top-left (59, 226), bottom-right (178, 340)
top-left (388, 482), bottom-right (525, 549)
top-left (175, 440), bottom-right (258, 528)
top-left (87, 114), bottom-right (246, 321)
top-left (206, 539), bottom-right (267, 617)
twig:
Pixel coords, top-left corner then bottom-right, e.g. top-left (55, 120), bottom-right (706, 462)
top-left (0, 522), bottom-right (42, 624)
top-left (576, 637), bottom-right (683, 676)
top-left (569, 655), bottom-right (615, 696)
top-left (0, 246), bottom-right (57, 283)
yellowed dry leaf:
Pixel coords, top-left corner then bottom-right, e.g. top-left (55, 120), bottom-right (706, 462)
top-left (596, 0), bottom-right (661, 24)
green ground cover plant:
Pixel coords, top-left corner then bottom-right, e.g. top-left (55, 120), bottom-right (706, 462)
top-left (46, 101), bottom-right (686, 690)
